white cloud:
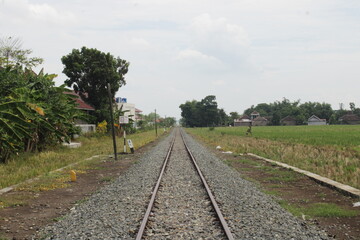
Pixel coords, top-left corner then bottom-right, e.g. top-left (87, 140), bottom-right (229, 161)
top-left (191, 13), bottom-right (250, 47)
top-left (212, 80), bottom-right (226, 86)
top-left (130, 38), bottom-right (151, 48)
top-left (28, 3), bottom-right (75, 23)
top-left (175, 49), bottom-right (219, 62)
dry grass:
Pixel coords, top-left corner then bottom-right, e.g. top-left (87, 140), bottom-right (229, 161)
top-left (0, 129), bottom-right (164, 190)
top-left (187, 127), bottom-right (360, 189)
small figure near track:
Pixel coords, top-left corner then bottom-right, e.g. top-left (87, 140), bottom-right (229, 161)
top-left (246, 123), bottom-right (252, 136)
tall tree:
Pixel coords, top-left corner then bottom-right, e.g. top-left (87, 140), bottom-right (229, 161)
top-left (200, 95), bottom-right (219, 126)
top-left (0, 36), bottom-right (43, 68)
top-left (62, 47), bottom-right (129, 122)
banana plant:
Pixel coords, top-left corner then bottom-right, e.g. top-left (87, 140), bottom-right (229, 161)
top-left (0, 101), bottom-right (35, 162)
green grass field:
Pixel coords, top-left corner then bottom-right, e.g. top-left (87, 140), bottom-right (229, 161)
top-left (212, 125), bottom-right (360, 149)
top-left (187, 125), bottom-right (360, 189)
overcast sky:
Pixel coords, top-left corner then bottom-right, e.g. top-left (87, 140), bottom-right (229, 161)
top-left (1, 0), bottom-right (360, 120)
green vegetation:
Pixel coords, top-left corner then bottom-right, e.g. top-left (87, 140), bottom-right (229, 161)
top-left (212, 125), bottom-right (360, 148)
top-left (187, 126), bottom-right (360, 188)
top-left (0, 37), bottom-right (87, 163)
top-left (62, 46), bottom-right (129, 123)
top-left (179, 95), bottom-right (229, 127)
top-left (305, 203), bottom-right (358, 217)
top-left (279, 201), bottom-right (358, 218)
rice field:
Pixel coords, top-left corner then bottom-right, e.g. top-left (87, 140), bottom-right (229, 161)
top-left (214, 125), bottom-right (360, 149)
top-left (186, 125), bottom-right (360, 189)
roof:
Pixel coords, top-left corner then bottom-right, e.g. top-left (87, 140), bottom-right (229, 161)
top-left (339, 114), bottom-right (360, 121)
top-left (239, 114), bottom-right (250, 120)
top-left (253, 116), bottom-right (268, 122)
top-left (281, 116), bottom-right (296, 122)
top-left (234, 115), bottom-right (250, 122)
top-left (251, 111), bottom-right (260, 115)
top-left (64, 91), bottom-right (95, 111)
top-left (308, 115), bottom-right (326, 122)
top-left (135, 108), bottom-right (142, 113)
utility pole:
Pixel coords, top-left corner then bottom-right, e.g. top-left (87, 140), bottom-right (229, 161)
top-left (155, 109), bottom-right (158, 137)
top-left (107, 83), bottom-right (117, 160)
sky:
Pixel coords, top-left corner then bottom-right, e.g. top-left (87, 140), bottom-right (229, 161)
top-left (1, 0), bottom-right (360, 120)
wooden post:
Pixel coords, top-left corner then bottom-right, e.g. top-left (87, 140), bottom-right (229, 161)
top-left (107, 83), bottom-right (117, 160)
top-left (155, 109), bottom-right (158, 137)
top-left (123, 130), bottom-right (127, 153)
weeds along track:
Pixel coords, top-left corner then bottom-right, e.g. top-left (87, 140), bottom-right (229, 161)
top-left (136, 128), bottom-right (234, 239)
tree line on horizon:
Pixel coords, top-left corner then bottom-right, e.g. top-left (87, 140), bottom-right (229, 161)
top-left (179, 96), bottom-right (358, 127)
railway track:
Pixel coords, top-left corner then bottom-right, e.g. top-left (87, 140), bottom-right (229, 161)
top-left (136, 128), bottom-right (234, 240)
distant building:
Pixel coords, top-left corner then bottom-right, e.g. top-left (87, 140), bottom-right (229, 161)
top-left (250, 111), bottom-right (260, 120)
top-left (234, 115), bottom-right (251, 126)
top-left (281, 116), bottom-right (296, 126)
top-left (339, 114), bottom-right (360, 125)
top-left (308, 115), bottom-right (326, 125)
top-left (234, 113), bottom-right (269, 126)
top-left (117, 102), bottom-right (136, 121)
top-left (252, 116), bottom-right (268, 126)
top-left (135, 108), bottom-right (143, 121)
top-left (64, 91), bottom-right (96, 133)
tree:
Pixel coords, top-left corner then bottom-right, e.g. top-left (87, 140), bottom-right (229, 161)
top-left (243, 98), bottom-right (334, 126)
top-left (218, 108), bottom-right (230, 126)
top-left (179, 100), bottom-right (200, 127)
top-left (350, 102), bottom-right (356, 113)
top-left (179, 95), bottom-right (222, 127)
top-left (0, 36), bottom-right (43, 68)
top-left (62, 47), bottom-right (129, 123)
top-left (200, 95), bottom-right (219, 126)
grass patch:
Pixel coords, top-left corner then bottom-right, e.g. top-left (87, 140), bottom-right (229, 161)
top-left (52, 216), bottom-right (65, 222)
top-left (100, 176), bottom-right (114, 183)
top-left (0, 129), bottom-right (165, 190)
top-left (304, 203), bottom-right (358, 217)
top-left (277, 200), bottom-right (304, 217)
top-left (265, 170), bottom-right (299, 182)
top-left (277, 200), bottom-right (358, 218)
top-left (0, 194), bottom-right (33, 208)
top-left (263, 189), bottom-right (280, 196)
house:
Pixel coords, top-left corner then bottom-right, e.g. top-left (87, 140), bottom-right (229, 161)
top-left (135, 108), bottom-right (143, 121)
top-left (307, 115), bottom-right (326, 125)
top-left (64, 91), bottom-right (96, 133)
top-left (234, 115), bottom-right (251, 126)
top-left (250, 111), bottom-right (260, 120)
top-left (281, 116), bottom-right (296, 126)
top-left (117, 102), bottom-right (136, 121)
top-left (252, 116), bottom-right (268, 126)
top-left (339, 114), bottom-right (360, 125)
top-left (116, 98), bottom-right (143, 127)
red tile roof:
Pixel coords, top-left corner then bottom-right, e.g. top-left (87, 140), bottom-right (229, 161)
top-left (64, 91), bottom-right (95, 111)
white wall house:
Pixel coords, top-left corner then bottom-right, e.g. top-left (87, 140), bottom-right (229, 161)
top-left (117, 102), bottom-right (136, 121)
top-left (308, 115), bottom-right (326, 125)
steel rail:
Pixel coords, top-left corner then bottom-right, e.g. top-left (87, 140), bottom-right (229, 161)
top-left (180, 129), bottom-right (235, 240)
top-left (135, 135), bottom-right (176, 240)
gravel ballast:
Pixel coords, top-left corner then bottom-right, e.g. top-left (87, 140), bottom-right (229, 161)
top-left (39, 128), bottom-right (330, 239)
top-left (144, 129), bottom-right (226, 239)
